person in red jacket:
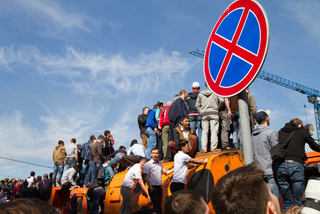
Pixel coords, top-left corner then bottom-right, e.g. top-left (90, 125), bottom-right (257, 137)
top-left (159, 101), bottom-right (172, 162)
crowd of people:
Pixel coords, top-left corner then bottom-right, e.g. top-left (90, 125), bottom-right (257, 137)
top-left (1, 81), bottom-right (319, 214)
top-left (138, 82), bottom-right (257, 162)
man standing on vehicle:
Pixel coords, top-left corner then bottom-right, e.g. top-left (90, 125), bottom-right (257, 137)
top-left (195, 84), bottom-right (224, 152)
top-left (138, 107), bottom-right (149, 149)
top-left (276, 118), bottom-right (320, 211)
top-left (186, 82), bottom-right (202, 152)
top-left (65, 138), bottom-right (78, 171)
top-left (52, 140), bottom-right (66, 187)
top-left (92, 135), bottom-right (107, 170)
top-left (143, 148), bottom-right (173, 214)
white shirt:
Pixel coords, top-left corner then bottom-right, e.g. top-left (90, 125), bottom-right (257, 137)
top-left (27, 176), bottom-right (35, 187)
top-left (127, 144), bottom-right (146, 157)
top-left (180, 126), bottom-right (189, 141)
top-left (172, 151), bottom-right (191, 184)
top-left (66, 143), bottom-right (77, 158)
top-left (61, 167), bottom-right (77, 186)
top-left (143, 159), bottom-right (166, 186)
top-left (122, 163), bottom-right (142, 188)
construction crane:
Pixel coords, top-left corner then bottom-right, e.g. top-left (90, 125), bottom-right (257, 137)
top-left (189, 49), bottom-right (320, 140)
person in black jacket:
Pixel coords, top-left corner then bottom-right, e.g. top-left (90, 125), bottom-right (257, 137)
top-left (138, 107), bottom-right (149, 149)
top-left (102, 130), bottom-right (115, 156)
top-left (186, 82), bottom-right (202, 153)
top-left (276, 118), bottom-right (320, 211)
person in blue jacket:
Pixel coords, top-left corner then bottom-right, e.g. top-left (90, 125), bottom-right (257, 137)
top-left (145, 105), bottom-right (158, 159)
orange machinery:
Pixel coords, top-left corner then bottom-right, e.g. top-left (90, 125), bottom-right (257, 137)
top-left (305, 151), bottom-right (320, 165)
top-left (104, 149), bottom-right (244, 214)
top-left (49, 150), bottom-right (320, 214)
top-left (49, 150), bottom-right (244, 214)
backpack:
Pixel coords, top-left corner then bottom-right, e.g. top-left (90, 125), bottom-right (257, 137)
top-left (270, 130), bottom-right (296, 162)
top-left (97, 166), bottom-right (111, 186)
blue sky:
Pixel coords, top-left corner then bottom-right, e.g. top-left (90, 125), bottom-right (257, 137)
top-left (0, 0), bottom-right (319, 179)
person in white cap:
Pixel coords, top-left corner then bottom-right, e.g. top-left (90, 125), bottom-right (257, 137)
top-left (252, 110), bottom-right (279, 200)
top-left (186, 82), bottom-right (202, 152)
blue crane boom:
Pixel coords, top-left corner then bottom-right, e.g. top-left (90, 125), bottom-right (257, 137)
top-left (189, 49), bottom-right (320, 140)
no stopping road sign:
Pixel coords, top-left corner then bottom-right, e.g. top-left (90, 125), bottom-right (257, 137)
top-left (204, 0), bottom-right (269, 97)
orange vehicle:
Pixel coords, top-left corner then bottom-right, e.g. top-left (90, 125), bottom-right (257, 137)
top-left (49, 149), bottom-right (244, 214)
top-left (48, 149), bottom-right (320, 214)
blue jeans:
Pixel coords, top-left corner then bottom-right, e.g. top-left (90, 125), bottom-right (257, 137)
top-left (276, 161), bottom-right (305, 211)
top-left (231, 112), bottom-right (242, 149)
top-left (84, 161), bottom-right (95, 185)
top-left (53, 162), bottom-right (64, 185)
top-left (146, 127), bottom-right (156, 159)
top-left (80, 160), bottom-right (89, 185)
top-left (189, 115), bottom-right (202, 152)
top-left (263, 174), bottom-right (279, 199)
top-left (64, 157), bottom-right (76, 172)
top-left (92, 187), bottom-right (105, 214)
top-left (107, 154), bottom-right (124, 178)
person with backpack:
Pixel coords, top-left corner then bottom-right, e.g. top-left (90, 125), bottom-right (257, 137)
top-left (159, 101), bottom-right (172, 162)
top-left (275, 118), bottom-right (320, 211)
top-left (38, 174), bottom-right (50, 201)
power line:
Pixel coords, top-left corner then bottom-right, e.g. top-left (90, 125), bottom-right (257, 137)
top-left (0, 156), bottom-right (53, 169)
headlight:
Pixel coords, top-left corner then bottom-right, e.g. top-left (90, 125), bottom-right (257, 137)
top-left (305, 124), bottom-right (314, 136)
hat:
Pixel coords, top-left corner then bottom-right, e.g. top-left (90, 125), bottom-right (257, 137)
top-left (156, 101), bottom-right (163, 106)
top-left (43, 173), bottom-right (48, 178)
top-left (192, 82), bottom-right (200, 88)
top-left (254, 109), bottom-right (271, 124)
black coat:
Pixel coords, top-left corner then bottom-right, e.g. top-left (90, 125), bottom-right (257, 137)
top-left (279, 123), bottom-right (320, 163)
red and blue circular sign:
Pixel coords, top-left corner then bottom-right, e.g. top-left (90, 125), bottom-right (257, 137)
top-left (204, 0), bottom-right (269, 97)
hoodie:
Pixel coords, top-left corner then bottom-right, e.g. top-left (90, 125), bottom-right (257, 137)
top-left (195, 88), bottom-right (224, 120)
top-left (187, 90), bottom-right (200, 115)
top-left (53, 145), bottom-right (66, 163)
top-left (279, 123), bottom-right (320, 163)
top-left (252, 124), bottom-right (278, 174)
top-left (145, 109), bottom-right (157, 129)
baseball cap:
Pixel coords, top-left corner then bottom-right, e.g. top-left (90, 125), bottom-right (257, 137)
top-left (255, 109), bottom-right (271, 124)
top-left (192, 82), bottom-right (200, 88)
top-left (156, 101), bottom-right (163, 106)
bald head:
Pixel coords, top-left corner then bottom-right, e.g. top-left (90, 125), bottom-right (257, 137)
top-left (166, 101), bottom-right (172, 106)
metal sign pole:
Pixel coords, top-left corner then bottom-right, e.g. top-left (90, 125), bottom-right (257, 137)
top-left (238, 90), bottom-right (253, 165)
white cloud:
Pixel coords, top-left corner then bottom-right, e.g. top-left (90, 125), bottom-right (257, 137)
top-left (18, 0), bottom-right (95, 32)
top-left (0, 103), bottom-right (107, 161)
top-left (0, 46), bottom-right (16, 71)
top-left (0, 45), bottom-right (192, 98)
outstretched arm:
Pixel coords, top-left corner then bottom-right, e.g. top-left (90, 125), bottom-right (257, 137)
top-left (189, 158), bottom-right (208, 165)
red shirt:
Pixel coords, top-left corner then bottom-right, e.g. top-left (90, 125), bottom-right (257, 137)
top-left (13, 186), bottom-right (21, 199)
